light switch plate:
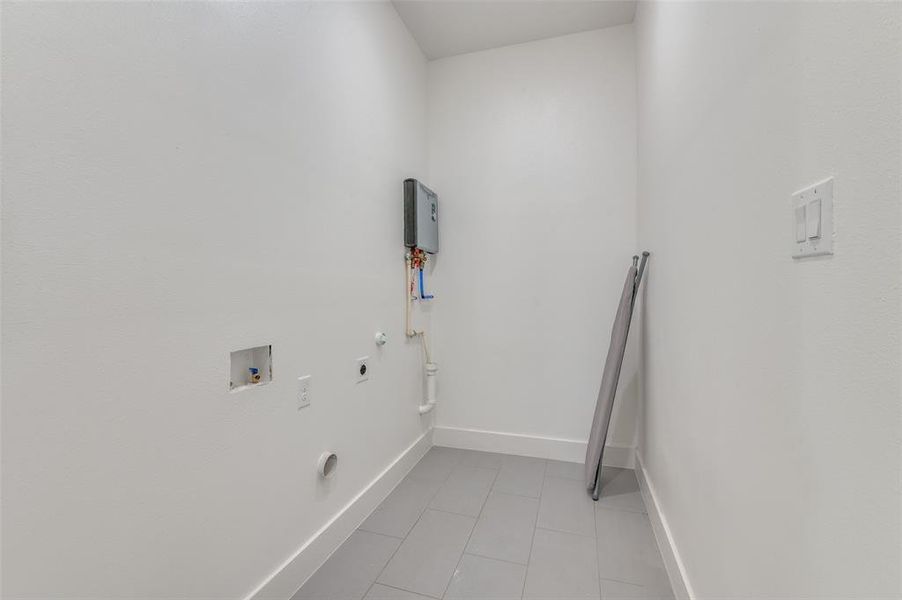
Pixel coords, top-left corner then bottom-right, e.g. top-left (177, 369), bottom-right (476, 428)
top-left (792, 177), bottom-right (833, 258)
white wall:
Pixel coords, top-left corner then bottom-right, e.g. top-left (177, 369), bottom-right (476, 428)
top-left (635, 2), bottom-right (901, 597)
top-left (427, 26), bottom-right (639, 458)
top-left (1, 3), bottom-right (429, 599)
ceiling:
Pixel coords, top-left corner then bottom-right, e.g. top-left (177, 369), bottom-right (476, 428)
top-left (392, 1), bottom-right (637, 60)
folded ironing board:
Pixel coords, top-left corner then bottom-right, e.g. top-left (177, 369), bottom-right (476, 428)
top-left (585, 252), bottom-right (649, 500)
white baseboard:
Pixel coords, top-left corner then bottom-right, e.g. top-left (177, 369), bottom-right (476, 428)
top-left (432, 425), bottom-right (635, 469)
top-left (635, 452), bottom-right (695, 600)
top-left (246, 430), bottom-right (433, 600)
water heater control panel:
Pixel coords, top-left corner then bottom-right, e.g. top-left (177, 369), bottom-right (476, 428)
top-left (404, 179), bottom-right (439, 254)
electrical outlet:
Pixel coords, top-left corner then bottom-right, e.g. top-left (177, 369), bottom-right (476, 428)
top-left (297, 375), bottom-right (311, 409)
top-left (356, 357), bottom-right (369, 383)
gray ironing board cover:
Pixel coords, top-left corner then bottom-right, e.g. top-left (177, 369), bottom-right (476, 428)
top-left (585, 264), bottom-right (639, 490)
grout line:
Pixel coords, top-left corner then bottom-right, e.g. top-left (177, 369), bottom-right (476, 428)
top-left (357, 526), bottom-right (406, 540)
top-left (600, 576), bottom-right (649, 587)
top-left (358, 529), bottom-right (407, 542)
top-left (538, 477), bottom-right (599, 538)
top-left (362, 504), bottom-right (424, 598)
top-left (489, 489), bottom-right (538, 500)
top-left (425, 506), bottom-right (482, 520)
top-left (489, 460), bottom-right (545, 500)
top-left (463, 550), bottom-right (528, 568)
top-left (593, 477), bottom-right (602, 600)
top-left (362, 451), bottom-right (460, 600)
top-left (533, 525), bottom-right (597, 539)
top-left (518, 459), bottom-right (547, 600)
top-left (438, 463), bottom-right (501, 599)
top-left (426, 506), bottom-right (490, 521)
top-left (473, 465), bottom-right (500, 521)
top-left (488, 490), bottom-right (541, 500)
top-left (458, 456), bottom-right (504, 471)
top-left (594, 503), bottom-right (649, 516)
top-left (373, 581), bottom-right (443, 599)
top-left (542, 473), bottom-right (584, 483)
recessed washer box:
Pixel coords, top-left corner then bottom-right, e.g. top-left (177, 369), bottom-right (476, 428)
top-left (230, 345), bottom-right (272, 392)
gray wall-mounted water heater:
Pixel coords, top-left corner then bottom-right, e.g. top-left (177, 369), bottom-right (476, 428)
top-left (404, 179), bottom-right (439, 254)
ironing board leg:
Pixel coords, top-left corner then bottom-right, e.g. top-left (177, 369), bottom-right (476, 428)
top-left (592, 464), bottom-right (603, 501)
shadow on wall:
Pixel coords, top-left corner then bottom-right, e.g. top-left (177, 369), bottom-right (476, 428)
top-left (611, 371), bottom-right (640, 448)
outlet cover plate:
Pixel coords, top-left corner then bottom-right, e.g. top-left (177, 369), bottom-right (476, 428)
top-left (356, 357), bottom-right (369, 383)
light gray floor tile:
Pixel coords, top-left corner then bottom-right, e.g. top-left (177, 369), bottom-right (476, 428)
top-left (466, 491), bottom-right (539, 565)
top-left (492, 455), bottom-right (546, 498)
top-left (600, 579), bottom-right (674, 600)
top-left (429, 465), bottom-right (496, 517)
top-left (429, 446), bottom-right (471, 461)
top-left (303, 451), bottom-right (672, 600)
top-left (595, 508), bottom-right (670, 594)
top-left (292, 531), bottom-right (401, 600)
top-left (360, 478), bottom-right (442, 539)
top-left (596, 468), bottom-right (646, 514)
top-left (545, 459), bottom-right (584, 481)
top-left (459, 450), bottom-right (505, 470)
top-left (537, 476), bottom-right (597, 537)
top-left (408, 447), bottom-right (466, 484)
top-left (523, 528), bottom-right (600, 600)
top-left (378, 509), bottom-right (476, 599)
top-left (444, 554), bottom-right (526, 599)
top-left (364, 584), bottom-right (435, 600)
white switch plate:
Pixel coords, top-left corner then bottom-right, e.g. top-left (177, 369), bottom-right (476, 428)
top-left (297, 375), bottom-right (311, 409)
top-left (792, 177), bottom-right (833, 258)
top-left (356, 357), bottom-right (369, 383)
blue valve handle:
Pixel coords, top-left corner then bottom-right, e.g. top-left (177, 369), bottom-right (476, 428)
top-left (419, 268), bottom-right (434, 300)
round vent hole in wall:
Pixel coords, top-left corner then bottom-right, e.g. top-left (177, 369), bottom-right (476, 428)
top-left (318, 452), bottom-right (338, 479)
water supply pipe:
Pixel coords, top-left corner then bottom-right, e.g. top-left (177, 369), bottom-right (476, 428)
top-left (405, 253), bottom-right (415, 337)
top-left (406, 252), bottom-right (438, 414)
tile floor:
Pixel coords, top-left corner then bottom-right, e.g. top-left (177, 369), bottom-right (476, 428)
top-left (293, 447), bottom-right (674, 600)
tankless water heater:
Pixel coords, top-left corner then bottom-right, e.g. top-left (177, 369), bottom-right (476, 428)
top-left (404, 179), bottom-right (439, 254)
